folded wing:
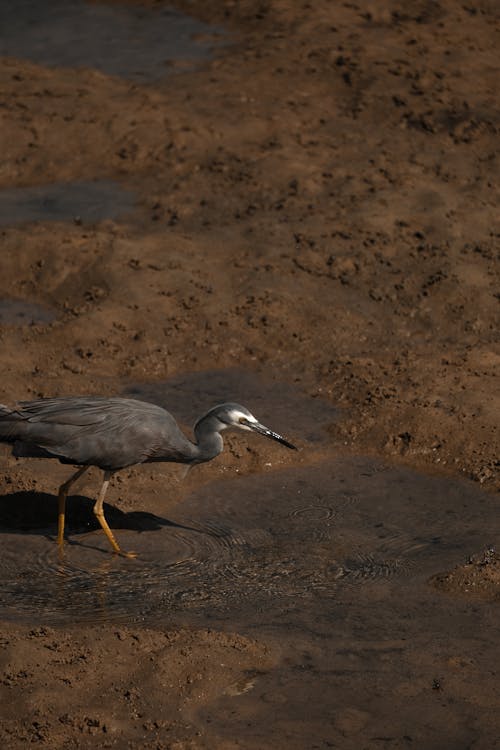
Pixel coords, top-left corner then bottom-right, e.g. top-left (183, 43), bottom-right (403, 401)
top-left (0, 397), bottom-right (194, 470)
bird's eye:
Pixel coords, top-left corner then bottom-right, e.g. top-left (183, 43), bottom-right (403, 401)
top-left (239, 417), bottom-right (247, 424)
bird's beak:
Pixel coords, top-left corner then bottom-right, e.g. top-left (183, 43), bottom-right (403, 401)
top-left (243, 419), bottom-right (297, 450)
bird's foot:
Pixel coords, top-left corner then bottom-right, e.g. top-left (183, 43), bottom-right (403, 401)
top-left (119, 550), bottom-right (138, 559)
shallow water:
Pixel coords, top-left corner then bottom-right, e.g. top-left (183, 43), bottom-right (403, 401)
top-left (0, 298), bottom-right (56, 325)
top-left (0, 0), bottom-right (222, 80)
top-left (0, 180), bottom-right (136, 225)
top-left (0, 457), bottom-right (495, 624)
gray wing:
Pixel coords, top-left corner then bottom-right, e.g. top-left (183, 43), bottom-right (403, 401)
top-left (0, 397), bottom-right (196, 470)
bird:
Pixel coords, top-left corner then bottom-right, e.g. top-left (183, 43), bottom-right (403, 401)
top-left (0, 397), bottom-right (296, 556)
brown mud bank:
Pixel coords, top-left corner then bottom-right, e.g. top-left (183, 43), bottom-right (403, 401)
top-left (0, 0), bottom-right (499, 747)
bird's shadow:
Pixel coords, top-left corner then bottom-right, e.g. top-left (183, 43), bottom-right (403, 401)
top-left (0, 490), bottom-right (193, 537)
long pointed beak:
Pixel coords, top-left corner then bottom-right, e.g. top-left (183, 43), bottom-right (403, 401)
top-left (245, 420), bottom-right (297, 450)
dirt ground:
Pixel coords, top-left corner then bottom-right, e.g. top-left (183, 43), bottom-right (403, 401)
top-left (0, 0), bottom-right (499, 747)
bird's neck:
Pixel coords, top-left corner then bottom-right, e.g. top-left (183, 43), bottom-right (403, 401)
top-left (193, 415), bottom-right (224, 463)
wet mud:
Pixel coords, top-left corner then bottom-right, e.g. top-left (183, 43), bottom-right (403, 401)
top-left (125, 368), bottom-right (338, 442)
top-left (0, 0), bottom-right (499, 747)
top-left (0, 0), bottom-right (222, 80)
top-left (0, 181), bottom-right (137, 226)
top-left (0, 298), bottom-right (56, 326)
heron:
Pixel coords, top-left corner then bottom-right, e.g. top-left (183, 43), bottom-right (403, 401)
top-left (0, 397), bottom-right (296, 556)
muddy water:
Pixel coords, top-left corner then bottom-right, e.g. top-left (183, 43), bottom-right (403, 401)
top-left (0, 180), bottom-right (136, 225)
top-left (0, 1), bottom-right (222, 80)
top-left (2, 455), bottom-right (491, 622)
top-left (0, 298), bottom-right (56, 325)
top-left (192, 462), bottom-right (500, 749)
top-left (0, 457), bottom-right (499, 744)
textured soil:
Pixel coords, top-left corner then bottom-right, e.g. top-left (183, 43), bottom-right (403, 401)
top-left (0, 0), bottom-right (499, 747)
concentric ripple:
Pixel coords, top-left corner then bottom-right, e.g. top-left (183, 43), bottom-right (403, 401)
top-left (0, 518), bottom-right (254, 623)
top-left (334, 536), bottom-right (441, 583)
top-left (0, 456), bottom-right (495, 624)
top-left (289, 505), bottom-right (335, 521)
top-left (0, 512), bottom-right (342, 623)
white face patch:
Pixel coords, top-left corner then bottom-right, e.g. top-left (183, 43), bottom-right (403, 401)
top-left (227, 409), bottom-right (258, 431)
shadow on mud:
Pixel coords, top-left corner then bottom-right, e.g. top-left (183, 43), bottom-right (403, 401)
top-left (125, 368), bottom-right (338, 443)
top-left (0, 489), bottom-right (191, 535)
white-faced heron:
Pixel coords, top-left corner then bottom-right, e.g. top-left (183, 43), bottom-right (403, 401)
top-left (0, 397), bottom-right (296, 556)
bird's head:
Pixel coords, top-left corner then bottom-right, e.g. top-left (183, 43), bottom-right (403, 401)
top-left (200, 402), bottom-right (297, 450)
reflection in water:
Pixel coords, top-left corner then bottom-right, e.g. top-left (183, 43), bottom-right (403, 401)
top-left (0, 517), bottom-right (258, 622)
top-left (0, 457), bottom-right (496, 625)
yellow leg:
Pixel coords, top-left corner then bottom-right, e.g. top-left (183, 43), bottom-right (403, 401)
top-left (93, 470), bottom-right (136, 558)
top-left (57, 466), bottom-right (90, 548)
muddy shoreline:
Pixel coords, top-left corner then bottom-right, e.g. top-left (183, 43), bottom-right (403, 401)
top-left (0, 0), bottom-right (499, 747)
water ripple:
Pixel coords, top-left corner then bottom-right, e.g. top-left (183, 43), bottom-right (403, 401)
top-left (0, 456), bottom-right (489, 624)
top-left (334, 537), bottom-right (431, 583)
